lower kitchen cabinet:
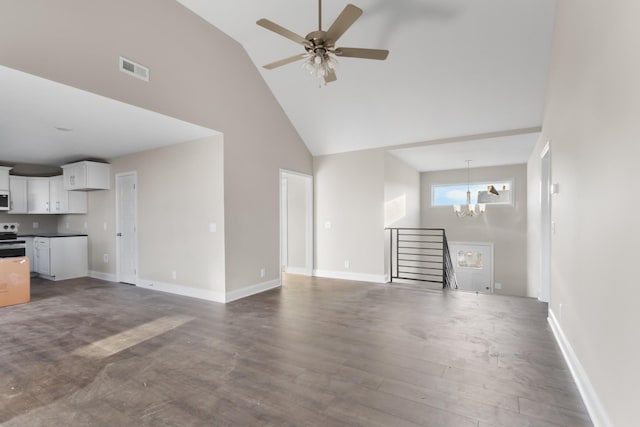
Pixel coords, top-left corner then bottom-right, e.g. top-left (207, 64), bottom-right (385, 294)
top-left (33, 235), bottom-right (88, 281)
top-left (23, 237), bottom-right (35, 273)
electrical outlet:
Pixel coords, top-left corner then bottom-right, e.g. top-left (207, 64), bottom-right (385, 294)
top-left (103, 254), bottom-right (109, 263)
top-left (32, 222), bottom-right (39, 229)
top-left (324, 221), bottom-right (332, 229)
top-left (344, 259), bottom-right (350, 269)
top-left (84, 222), bottom-right (88, 230)
top-left (65, 222), bottom-right (70, 229)
top-left (209, 223), bottom-right (217, 233)
top-left (171, 271), bottom-right (177, 280)
top-left (260, 268), bottom-right (266, 278)
top-left (103, 222), bottom-right (108, 231)
top-left (495, 282), bottom-right (502, 290)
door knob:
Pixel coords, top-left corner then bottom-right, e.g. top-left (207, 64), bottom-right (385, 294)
top-left (116, 233), bottom-right (122, 237)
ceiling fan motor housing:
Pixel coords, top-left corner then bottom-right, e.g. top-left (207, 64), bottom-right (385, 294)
top-left (305, 31), bottom-right (335, 55)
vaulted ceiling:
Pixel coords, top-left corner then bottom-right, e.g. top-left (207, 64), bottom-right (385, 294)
top-left (178, 0), bottom-right (556, 160)
top-left (1, 1), bottom-right (556, 171)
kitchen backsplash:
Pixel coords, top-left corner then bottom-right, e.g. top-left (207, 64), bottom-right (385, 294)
top-left (0, 213), bottom-right (58, 234)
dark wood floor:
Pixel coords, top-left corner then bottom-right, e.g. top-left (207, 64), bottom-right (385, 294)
top-left (0, 275), bottom-right (592, 426)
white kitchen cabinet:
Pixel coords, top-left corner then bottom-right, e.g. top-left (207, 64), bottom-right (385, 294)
top-left (25, 176), bottom-right (87, 214)
top-left (23, 237), bottom-right (35, 273)
top-left (27, 178), bottom-right (51, 214)
top-left (62, 161), bottom-right (110, 191)
top-left (0, 166), bottom-right (11, 190)
top-left (49, 176), bottom-right (68, 213)
top-left (9, 176), bottom-right (28, 214)
top-left (34, 237), bottom-right (51, 275)
top-left (33, 236), bottom-right (88, 281)
top-left (49, 176), bottom-right (87, 214)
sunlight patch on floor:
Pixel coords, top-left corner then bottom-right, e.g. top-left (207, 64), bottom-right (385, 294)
top-left (72, 315), bottom-right (194, 358)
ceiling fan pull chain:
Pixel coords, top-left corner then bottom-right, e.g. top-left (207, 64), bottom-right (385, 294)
top-left (318, 0), bottom-right (322, 31)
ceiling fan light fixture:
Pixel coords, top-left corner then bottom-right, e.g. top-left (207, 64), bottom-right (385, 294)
top-left (303, 52), bottom-right (337, 83)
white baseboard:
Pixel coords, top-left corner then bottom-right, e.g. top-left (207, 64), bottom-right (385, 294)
top-left (313, 269), bottom-right (386, 284)
top-left (285, 266), bottom-right (311, 276)
top-left (88, 270), bottom-right (117, 282)
top-left (224, 279), bottom-right (281, 303)
top-left (548, 309), bottom-right (612, 427)
top-left (137, 279), bottom-right (226, 304)
top-left (136, 278), bottom-right (280, 304)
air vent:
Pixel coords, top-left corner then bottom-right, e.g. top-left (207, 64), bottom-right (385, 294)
top-left (119, 56), bottom-right (149, 82)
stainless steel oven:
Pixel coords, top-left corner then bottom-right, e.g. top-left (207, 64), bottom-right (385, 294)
top-left (0, 223), bottom-right (25, 258)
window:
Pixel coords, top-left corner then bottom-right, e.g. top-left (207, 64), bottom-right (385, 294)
top-left (431, 180), bottom-right (513, 206)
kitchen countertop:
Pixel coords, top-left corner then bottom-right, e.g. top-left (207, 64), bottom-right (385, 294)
top-left (19, 233), bottom-right (88, 238)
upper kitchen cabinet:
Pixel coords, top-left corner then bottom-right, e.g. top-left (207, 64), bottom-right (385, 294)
top-left (27, 177), bottom-right (50, 214)
top-left (9, 176), bottom-right (28, 213)
top-left (62, 161), bottom-right (110, 191)
top-left (0, 166), bottom-right (11, 190)
top-left (50, 176), bottom-right (87, 214)
top-left (24, 176), bottom-right (87, 214)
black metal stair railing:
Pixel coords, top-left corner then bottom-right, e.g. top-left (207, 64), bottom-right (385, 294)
top-left (386, 228), bottom-right (458, 289)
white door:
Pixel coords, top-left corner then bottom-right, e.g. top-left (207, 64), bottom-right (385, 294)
top-left (116, 173), bottom-right (138, 285)
top-left (449, 242), bottom-right (494, 293)
top-left (540, 143), bottom-right (551, 303)
top-left (279, 170), bottom-right (313, 278)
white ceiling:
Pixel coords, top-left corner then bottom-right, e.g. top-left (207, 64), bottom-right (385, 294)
top-left (388, 132), bottom-right (538, 172)
top-left (1, 1), bottom-right (555, 172)
top-left (0, 65), bottom-right (219, 167)
top-left (178, 0), bottom-right (556, 159)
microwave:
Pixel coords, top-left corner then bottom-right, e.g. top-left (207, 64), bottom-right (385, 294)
top-left (0, 190), bottom-right (9, 211)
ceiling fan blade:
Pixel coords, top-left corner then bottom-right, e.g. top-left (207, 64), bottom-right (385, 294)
top-left (263, 53), bottom-right (308, 70)
top-left (257, 19), bottom-right (311, 46)
top-left (325, 4), bottom-right (363, 43)
top-left (324, 68), bottom-right (337, 84)
top-left (334, 47), bottom-right (389, 60)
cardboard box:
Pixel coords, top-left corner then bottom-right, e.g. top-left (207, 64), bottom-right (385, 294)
top-left (0, 257), bottom-right (30, 308)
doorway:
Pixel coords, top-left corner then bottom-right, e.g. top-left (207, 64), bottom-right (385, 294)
top-left (448, 242), bottom-right (494, 293)
top-left (540, 142), bottom-right (551, 303)
top-left (279, 170), bottom-right (313, 279)
top-left (116, 172), bottom-right (138, 285)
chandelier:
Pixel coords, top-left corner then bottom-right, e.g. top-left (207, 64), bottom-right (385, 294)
top-left (453, 160), bottom-right (486, 217)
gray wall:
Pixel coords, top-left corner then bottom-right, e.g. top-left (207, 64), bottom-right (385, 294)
top-left (61, 137), bottom-right (226, 297)
top-left (420, 164), bottom-right (527, 296)
top-left (314, 150), bottom-right (385, 280)
top-left (384, 153), bottom-right (421, 228)
top-left (0, 0), bottom-right (312, 295)
top-left (530, 0), bottom-right (640, 424)
top-left (313, 150), bottom-right (421, 282)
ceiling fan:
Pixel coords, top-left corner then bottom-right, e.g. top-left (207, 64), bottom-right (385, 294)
top-left (257, 0), bottom-right (389, 84)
